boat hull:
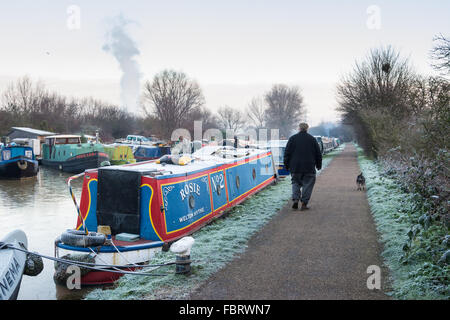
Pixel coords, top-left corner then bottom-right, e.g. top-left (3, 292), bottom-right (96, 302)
top-left (78, 267), bottom-right (139, 285)
top-left (55, 238), bottom-right (163, 285)
top-left (276, 163), bottom-right (290, 177)
top-left (42, 151), bottom-right (109, 174)
top-left (0, 230), bottom-right (28, 300)
top-left (0, 158), bottom-right (39, 179)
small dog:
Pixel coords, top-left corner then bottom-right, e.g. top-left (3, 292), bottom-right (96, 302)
top-left (356, 173), bottom-right (366, 191)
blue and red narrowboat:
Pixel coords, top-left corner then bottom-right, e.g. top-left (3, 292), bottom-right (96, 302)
top-left (54, 146), bottom-right (277, 285)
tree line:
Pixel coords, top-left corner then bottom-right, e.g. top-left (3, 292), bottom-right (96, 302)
top-left (336, 34), bottom-right (449, 255)
top-left (0, 71), bottom-right (311, 142)
top-left (336, 37), bottom-right (449, 160)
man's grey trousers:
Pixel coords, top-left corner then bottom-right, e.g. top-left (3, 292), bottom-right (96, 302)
top-left (291, 173), bottom-right (316, 204)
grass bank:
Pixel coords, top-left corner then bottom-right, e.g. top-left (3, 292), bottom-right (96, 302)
top-left (84, 145), bottom-right (345, 300)
top-left (357, 147), bottom-right (449, 300)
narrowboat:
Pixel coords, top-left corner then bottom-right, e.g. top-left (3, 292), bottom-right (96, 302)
top-left (133, 145), bottom-right (171, 162)
top-left (41, 135), bottom-right (109, 174)
top-left (314, 136), bottom-right (324, 155)
top-left (104, 144), bottom-right (136, 165)
top-left (54, 146), bottom-right (277, 285)
top-left (321, 137), bottom-right (335, 154)
top-left (0, 142), bottom-right (39, 179)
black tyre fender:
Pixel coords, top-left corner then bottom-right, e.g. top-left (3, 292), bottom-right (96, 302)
top-left (24, 252), bottom-right (44, 276)
top-left (60, 229), bottom-right (106, 247)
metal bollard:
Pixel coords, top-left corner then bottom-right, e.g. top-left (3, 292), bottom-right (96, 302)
top-left (170, 236), bottom-right (195, 276)
top-left (175, 254), bottom-right (192, 275)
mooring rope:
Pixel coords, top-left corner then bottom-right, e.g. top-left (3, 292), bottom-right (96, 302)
top-left (1, 242), bottom-right (187, 277)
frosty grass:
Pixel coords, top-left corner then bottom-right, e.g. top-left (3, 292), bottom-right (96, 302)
top-left (84, 146), bottom-right (345, 299)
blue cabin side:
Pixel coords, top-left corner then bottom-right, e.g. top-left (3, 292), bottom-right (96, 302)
top-left (1, 146), bottom-right (35, 162)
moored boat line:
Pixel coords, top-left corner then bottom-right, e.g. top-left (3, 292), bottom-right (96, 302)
top-left (1, 126), bottom-right (344, 292)
top-left (54, 145), bottom-right (277, 285)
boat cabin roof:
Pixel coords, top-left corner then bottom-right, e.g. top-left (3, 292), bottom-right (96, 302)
top-left (45, 135), bottom-right (82, 145)
top-left (46, 135), bottom-right (81, 139)
top-left (95, 146), bottom-right (271, 179)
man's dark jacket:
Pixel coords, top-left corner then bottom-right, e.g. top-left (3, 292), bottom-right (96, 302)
top-left (284, 131), bottom-right (322, 173)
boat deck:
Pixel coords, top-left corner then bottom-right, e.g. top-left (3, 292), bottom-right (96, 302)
top-left (56, 236), bottom-right (164, 253)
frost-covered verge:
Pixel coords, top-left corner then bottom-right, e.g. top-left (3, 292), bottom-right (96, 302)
top-left (84, 145), bottom-right (345, 300)
top-left (357, 147), bottom-right (449, 300)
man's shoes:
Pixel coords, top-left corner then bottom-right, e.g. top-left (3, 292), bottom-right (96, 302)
top-left (300, 202), bottom-right (309, 211)
top-left (292, 201), bottom-right (299, 209)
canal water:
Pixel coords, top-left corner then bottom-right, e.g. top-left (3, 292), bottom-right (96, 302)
top-left (0, 166), bottom-right (93, 300)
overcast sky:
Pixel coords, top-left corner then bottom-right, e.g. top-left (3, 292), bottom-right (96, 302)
top-left (0, 1), bottom-right (448, 126)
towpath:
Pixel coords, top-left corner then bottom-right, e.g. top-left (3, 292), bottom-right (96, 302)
top-left (189, 144), bottom-right (389, 299)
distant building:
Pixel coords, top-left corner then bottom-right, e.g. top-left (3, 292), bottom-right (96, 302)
top-left (6, 127), bottom-right (56, 142)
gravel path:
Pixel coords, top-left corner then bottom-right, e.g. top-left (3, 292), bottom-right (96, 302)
top-left (189, 144), bottom-right (389, 299)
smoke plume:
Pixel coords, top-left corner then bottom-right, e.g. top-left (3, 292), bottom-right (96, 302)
top-left (103, 14), bottom-right (141, 113)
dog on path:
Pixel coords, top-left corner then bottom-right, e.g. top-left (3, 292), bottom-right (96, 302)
top-left (356, 173), bottom-right (366, 191)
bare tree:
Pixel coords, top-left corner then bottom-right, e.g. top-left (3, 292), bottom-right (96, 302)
top-left (264, 84), bottom-right (305, 138)
top-left (0, 76), bottom-right (136, 140)
top-left (142, 70), bottom-right (205, 139)
top-left (246, 97), bottom-right (267, 129)
top-left (216, 105), bottom-right (244, 133)
top-left (430, 33), bottom-right (450, 75)
top-left (336, 46), bottom-right (417, 157)
top-left (1, 76), bottom-right (46, 119)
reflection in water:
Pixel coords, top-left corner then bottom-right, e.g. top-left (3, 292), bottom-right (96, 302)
top-left (0, 167), bottom-right (95, 300)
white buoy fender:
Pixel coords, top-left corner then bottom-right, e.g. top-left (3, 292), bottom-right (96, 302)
top-left (170, 236), bottom-right (195, 256)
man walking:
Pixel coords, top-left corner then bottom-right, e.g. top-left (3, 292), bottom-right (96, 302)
top-left (284, 123), bottom-right (322, 210)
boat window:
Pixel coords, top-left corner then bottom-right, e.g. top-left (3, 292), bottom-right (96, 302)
top-left (252, 168), bottom-right (256, 180)
top-left (135, 148), bottom-right (145, 157)
top-left (2, 150), bottom-right (11, 161)
top-left (236, 175), bottom-right (240, 189)
top-left (55, 138), bottom-right (67, 144)
top-left (68, 138), bottom-right (80, 144)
